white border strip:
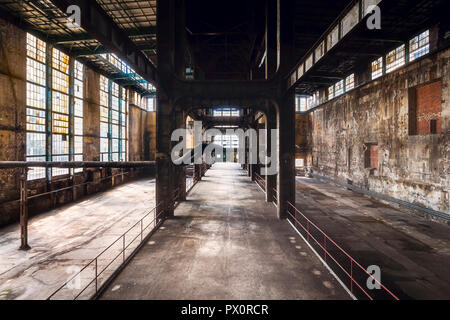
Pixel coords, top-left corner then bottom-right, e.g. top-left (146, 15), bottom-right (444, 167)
top-left (287, 219), bottom-right (357, 300)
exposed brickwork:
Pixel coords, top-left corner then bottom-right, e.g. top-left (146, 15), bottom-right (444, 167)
top-left (416, 81), bottom-right (442, 135)
top-left (299, 49), bottom-right (450, 216)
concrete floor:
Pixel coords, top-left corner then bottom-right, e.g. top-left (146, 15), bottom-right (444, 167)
top-left (0, 178), bottom-right (156, 300)
top-left (100, 163), bottom-right (349, 300)
top-left (295, 177), bottom-right (450, 300)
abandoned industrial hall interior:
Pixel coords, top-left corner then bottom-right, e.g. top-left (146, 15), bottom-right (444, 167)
top-left (0, 0), bottom-right (449, 306)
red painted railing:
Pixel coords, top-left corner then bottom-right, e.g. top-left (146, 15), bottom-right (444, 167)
top-left (254, 173), bottom-right (266, 191)
top-left (286, 201), bottom-right (399, 300)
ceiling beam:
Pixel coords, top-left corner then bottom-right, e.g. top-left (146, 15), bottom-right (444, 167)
top-left (47, 0), bottom-right (158, 86)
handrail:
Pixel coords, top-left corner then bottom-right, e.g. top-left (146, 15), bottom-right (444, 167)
top-left (48, 202), bottom-right (163, 300)
top-left (0, 161), bottom-right (156, 250)
top-left (254, 172), bottom-right (266, 191)
top-left (286, 201), bottom-right (399, 300)
top-left (0, 161), bottom-right (156, 169)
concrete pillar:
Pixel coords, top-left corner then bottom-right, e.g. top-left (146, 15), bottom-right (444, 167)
top-left (265, 107), bottom-right (277, 203)
top-left (277, 91), bottom-right (296, 219)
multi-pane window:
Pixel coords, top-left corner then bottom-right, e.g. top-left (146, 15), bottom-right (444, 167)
top-left (371, 57), bottom-right (383, 80)
top-left (52, 48), bottom-right (70, 177)
top-left (386, 44), bottom-right (405, 73)
top-left (345, 74), bottom-right (355, 91)
top-left (328, 85), bottom-right (335, 100)
top-left (409, 30), bottom-right (430, 62)
top-left (213, 135), bottom-right (239, 149)
top-left (295, 96), bottom-right (308, 112)
top-left (213, 108), bottom-right (240, 117)
top-left (334, 79), bottom-right (344, 97)
top-left (100, 75), bottom-right (110, 161)
top-left (73, 61), bottom-right (84, 173)
top-left (26, 33), bottom-right (85, 180)
top-left (99, 76), bottom-right (128, 161)
top-left (26, 34), bottom-right (47, 180)
top-left (147, 97), bottom-right (155, 112)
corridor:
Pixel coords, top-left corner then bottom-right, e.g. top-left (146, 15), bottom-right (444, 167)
top-left (100, 163), bottom-right (349, 300)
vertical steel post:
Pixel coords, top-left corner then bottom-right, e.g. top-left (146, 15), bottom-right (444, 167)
top-left (19, 167), bottom-right (30, 250)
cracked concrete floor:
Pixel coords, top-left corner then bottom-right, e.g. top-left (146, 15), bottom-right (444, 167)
top-left (0, 178), bottom-right (156, 300)
top-left (100, 163), bottom-right (350, 300)
top-left (295, 177), bottom-right (450, 299)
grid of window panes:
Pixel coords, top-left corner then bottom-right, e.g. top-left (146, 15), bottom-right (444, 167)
top-left (51, 48), bottom-right (70, 177)
top-left (345, 74), bottom-right (355, 91)
top-left (147, 97), bottom-right (155, 112)
top-left (213, 108), bottom-right (240, 117)
top-left (118, 87), bottom-right (128, 161)
top-left (213, 135), bottom-right (239, 149)
top-left (334, 79), bottom-right (344, 97)
top-left (26, 34), bottom-right (47, 180)
top-left (409, 30), bottom-right (429, 62)
top-left (386, 44), bottom-right (405, 73)
top-left (371, 57), bottom-right (383, 80)
top-left (328, 85), bottom-right (335, 100)
top-left (74, 61), bottom-right (84, 173)
top-left (100, 75), bottom-right (110, 161)
top-left (111, 82), bottom-right (120, 161)
top-left (295, 96), bottom-right (308, 112)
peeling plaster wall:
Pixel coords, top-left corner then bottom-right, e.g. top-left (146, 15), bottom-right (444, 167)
top-left (0, 19), bottom-right (26, 226)
top-left (305, 49), bottom-right (450, 215)
top-left (0, 18), bottom-right (155, 227)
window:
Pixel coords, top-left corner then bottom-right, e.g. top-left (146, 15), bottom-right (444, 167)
top-left (341, 3), bottom-right (359, 38)
top-left (52, 48), bottom-right (70, 177)
top-left (386, 44), bottom-right (405, 73)
top-left (26, 34), bottom-right (47, 180)
top-left (297, 64), bottom-right (304, 79)
top-left (305, 54), bottom-right (313, 71)
top-left (371, 57), bottom-right (383, 80)
top-left (409, 81), bottom-right (442, 135)
top-left (147, 97), bottom-right (155, 112)
top-left (363, 0), bottom-right (381, 16)
top-left (100, 76), bottom-right (110, 161)
top-left (409, 30), bottom-right (430, 62)
top-left (213, 108), bottom-right (240, 117)
top-left (213, 135), bottom-right (239, 149)
top-left (345, 74), bottom-right (355, 91)
top-left (334, 80), bottom-right (344, 97)
top-left (73, 61), bottom-right (84, 173)
top-left (26, 33), bottom-right (85, 180)
top-left (327, 25), bottom-right (340, 51)
top-left (295, 96), bottom-right (308, 112)
top-left (99, 76), bottom-right (128, 161)
top-left (328, 85), bottom-right (335, 101)
top-left (315, 41), bottom-right (325, 63)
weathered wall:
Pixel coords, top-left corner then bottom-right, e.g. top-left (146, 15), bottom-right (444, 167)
top-left (0, 18), bottom-right (155, 227)
top-left (304, 48), bottom-right (450, 215)
top-left (295, 113), bottom-right (309, 160)
top-left (0, 20), bottom-right (26, 226)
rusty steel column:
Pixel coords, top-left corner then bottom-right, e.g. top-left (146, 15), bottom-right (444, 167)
top-left (265, 105), bottom-right (277, 203)
top-left (19, 168), bottom-right (30, 250)
top-left (156, 95), bottom-right (175, 218)
top-left (277, 91), bottom-right (296, 219)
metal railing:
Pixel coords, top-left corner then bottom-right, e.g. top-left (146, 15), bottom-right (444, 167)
top-left (47, 202), bottom-right (163, 300)
top-left (254, 172), bottom-right (266, 191)
top-left (0, 161), bottom-right (155, 250)
top-left (286, 201), bottom-right (399, 300)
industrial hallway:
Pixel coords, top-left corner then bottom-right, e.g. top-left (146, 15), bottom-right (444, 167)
top-left (100, 163), bottom-right (349, 300)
